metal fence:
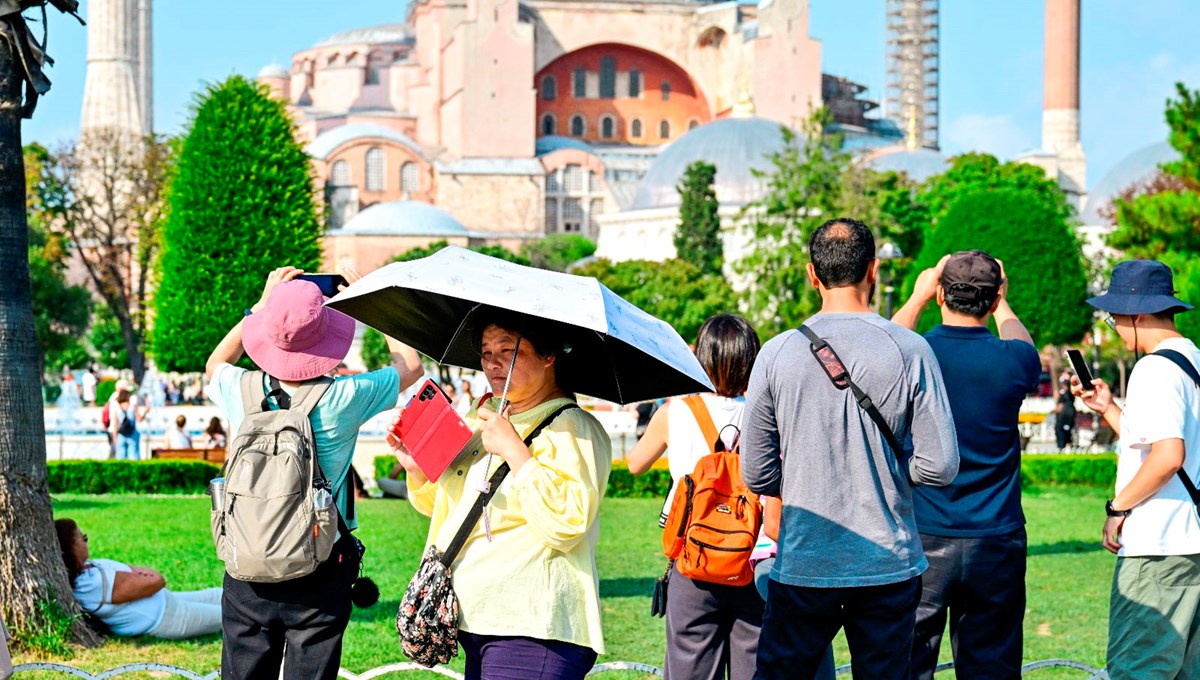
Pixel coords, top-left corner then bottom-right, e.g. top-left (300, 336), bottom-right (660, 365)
top-left (13, 658), bottom-right (1110, 678)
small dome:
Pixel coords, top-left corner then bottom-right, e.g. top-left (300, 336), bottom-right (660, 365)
top-left (536, 136), bottom-right (596, 156)
top-left (338, 201), bottom-right (467, 237)
top-left (630, 117), bottom-right (790, 211)
top-left (1081, 141), bottom-right (1179, 225)
top-left (257, 64), bottom-right (289, 80)
top-left (315, 23), bottom-right (411, 48)
top-left (307, 123), bottom-right (424, 160)
top-left (863, 146), bottom-right (949, 182)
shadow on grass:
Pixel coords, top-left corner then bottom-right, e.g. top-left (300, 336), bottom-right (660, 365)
top-left (600, 577), bottom-right (655, 599)
top-left (50, 496), bottom-right (117, 510)
top-left (1028, 540), bottom-right (1104, 556)
top-left (352, 599), bottom-right (402, 624)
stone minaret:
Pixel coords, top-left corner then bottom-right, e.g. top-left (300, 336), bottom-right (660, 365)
top-left (1042, 0), bottom-right (1085, 194)
top-left (80, 0), bottom-right (152, 136)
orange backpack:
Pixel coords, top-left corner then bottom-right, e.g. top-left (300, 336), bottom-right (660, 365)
top-left (661, 396), bottom-right (762, 586)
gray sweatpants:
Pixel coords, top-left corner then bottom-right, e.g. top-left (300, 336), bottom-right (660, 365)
top-left (664, 565), bottom-right (763, 680)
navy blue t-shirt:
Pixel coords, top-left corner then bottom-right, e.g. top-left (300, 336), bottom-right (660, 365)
top-left (916, 325), bottom-right (1041, 537)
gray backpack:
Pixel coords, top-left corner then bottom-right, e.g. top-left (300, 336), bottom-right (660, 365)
top-left (211, 372), bottom-right (339, 582)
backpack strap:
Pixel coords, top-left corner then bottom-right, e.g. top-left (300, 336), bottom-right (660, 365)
top-left (239, 371), bottom-right (267, 416)
top-left (439, 402), bottom-right (580, 568)
top-left (798, 325), bottom-right (906, 462)
top-left (1149, 349), bottom-right (1200, 508)
top-left (290, 377), bottom-right (335, 418)
top-left (681, 395), bottom-right (721, 455)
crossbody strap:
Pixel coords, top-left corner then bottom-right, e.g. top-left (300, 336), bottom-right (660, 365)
top-left (798, 325), bottom-right (906, 461)
top-left (680, 395), bottom-right (721, 455)
top-left (1148, 349), bottom-right (1200, 507)
top-left (439, 402), bottom-right (580, 567)
top-left (80, 562), bottom-right (108, 614)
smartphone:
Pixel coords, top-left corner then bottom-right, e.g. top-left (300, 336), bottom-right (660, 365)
top-left (1065, 349), bottom-right (1094, 388)
top-left (296, 273), bottom-right (348, 297)
top-left (391, 379), bottom-right (474, 481)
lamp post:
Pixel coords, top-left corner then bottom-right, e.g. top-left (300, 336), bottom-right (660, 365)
top-left (877, 241), bottom-right (905, 318)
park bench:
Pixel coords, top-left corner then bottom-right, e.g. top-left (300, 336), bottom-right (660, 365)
top-left (150, 448), bottom-right (226, 464)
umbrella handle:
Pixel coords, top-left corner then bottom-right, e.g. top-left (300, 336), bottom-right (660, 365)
top-left (496, 337), bottom-right (522, 414)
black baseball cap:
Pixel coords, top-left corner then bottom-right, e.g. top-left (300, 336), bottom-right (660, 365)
top-left (940, 250), bottom-right (1002, 301)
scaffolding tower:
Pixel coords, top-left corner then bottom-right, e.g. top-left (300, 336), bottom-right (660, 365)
top-left (885, 0), bottom-right (939, 151)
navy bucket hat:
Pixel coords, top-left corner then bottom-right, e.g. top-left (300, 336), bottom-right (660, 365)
top-left (1086, 260), bottom-right (1194, 316)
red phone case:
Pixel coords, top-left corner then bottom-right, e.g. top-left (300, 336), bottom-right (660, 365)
top-left (392, 379), bottom-right (474, 481)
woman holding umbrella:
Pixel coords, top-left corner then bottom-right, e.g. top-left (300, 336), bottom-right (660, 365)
top-left (389, 309), bottom-right (612, 680)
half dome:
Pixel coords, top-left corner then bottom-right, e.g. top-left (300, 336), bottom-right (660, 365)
top-left (338, 201), bottom-right (468, 237)
top-left (1082, 141), bottom-right (1179, 225)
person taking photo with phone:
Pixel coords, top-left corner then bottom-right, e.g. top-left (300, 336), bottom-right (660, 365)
top-left (892, 250), bottom-right (1041, 679)
top-left (1070, 260), bottom-right (1200, 680)
top-left (205, 265), bottom-right (423, 680)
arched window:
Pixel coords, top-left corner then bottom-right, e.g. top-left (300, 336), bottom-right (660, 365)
top-left (365, 147), bottom-right (385, 192)
top-left (599, 56), bottom-right (616, 99)
top-left (364, 65), bottom-right (380, 85)
top-left (689, 119), bottom-right (700, 131)
top-left (400, 162), bottom-right (419, 193)
top-left (541, 114), bottom-right (556, 136)
top-left (630, 119), bottom-right (642, 138)
top-left (600, 116), bottom-right (615, 140)
top-left (331, 160), bottom-right (350, 186)
top-left (542, 75), bottom-right (557, 101)
top-left (564, 165), bottom-right (585, 193)
top-left (573, 67), bottom-right (587, 98)
top-left (659, 120), bottom-right (670, 140)
top-left (570, 115), bottom-right (585, 137)
top-left (661, 81), bottom-right (670, 101)
top-left (629, 69), bottom-right (642, 98)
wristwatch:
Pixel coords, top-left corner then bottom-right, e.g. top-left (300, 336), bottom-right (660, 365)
top-left (1105, 499), bottom-right (1131, 517)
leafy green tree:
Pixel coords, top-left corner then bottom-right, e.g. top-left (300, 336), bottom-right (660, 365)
top-left (154, 75), bottom-right (323, 372)
top-left (393, 240), bottom-right (529, 265)
top-left (905, 187), bottom-right (1091, 346)
top-left (361, 327), bottom-right (391, 371)
top-left (572, 258), bottom-right (738, 343)
top-left (89, 305), bottom-right (130, 369)
top-left (1105, 83), bottom-right (1200, 345)
top-left (736, 109), bottom-right (850, 336)
top-left (918, 152), bottom-right (1072, 227)
top-left (520, 234), bottom-right (597, 271)
top-left (675, 160), bottom-right (723, 276)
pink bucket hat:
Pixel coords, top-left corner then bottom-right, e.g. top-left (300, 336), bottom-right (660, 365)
top-left (243, 280), bottom-right (356, 381)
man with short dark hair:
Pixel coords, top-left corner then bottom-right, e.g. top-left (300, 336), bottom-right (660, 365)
top-left (742, 218), bottom-right (960, 680)
top-left (892, 250), bottom-right (1041, 679)
top-left (1071, 260), bottom-right (1200, 680)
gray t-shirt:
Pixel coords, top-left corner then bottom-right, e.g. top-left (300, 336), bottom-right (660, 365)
top-left (742, 313), bottom-right (960, 588)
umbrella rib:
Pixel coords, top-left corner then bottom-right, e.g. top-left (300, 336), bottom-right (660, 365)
top-left (440, 303), bottom-right (484, 365)
top-left (593, 328), bottom-right (625, 404)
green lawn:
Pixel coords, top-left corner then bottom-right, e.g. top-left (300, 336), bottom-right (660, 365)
top-left (18, 487), bottom-right (1113, 677)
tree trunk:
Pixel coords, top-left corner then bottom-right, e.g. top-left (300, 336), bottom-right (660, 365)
top-left (0, 29), bottom-right (100, 648)
top-left (118, 311), bottom-right (145, 383)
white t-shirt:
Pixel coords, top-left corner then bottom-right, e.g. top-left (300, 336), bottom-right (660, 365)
top-left (659, 394), bottom-right (745, 525)
top-left (81, 372), bottom-right (97, 402)
top-left (165, 426), bottom-right (192, 449)
top-left (73, 558), bottom-right (166, 636)
top-left (1116, 337), bottom-right (1200, 557)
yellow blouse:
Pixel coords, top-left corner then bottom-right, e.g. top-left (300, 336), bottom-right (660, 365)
top-left (408, 396), bottom-right (613, 653)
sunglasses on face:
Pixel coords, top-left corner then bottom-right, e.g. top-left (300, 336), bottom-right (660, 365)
top-left (1103, 315), bottom-right (1117, 331)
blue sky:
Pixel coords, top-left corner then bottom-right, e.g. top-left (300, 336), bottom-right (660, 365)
top-left (22, 0), bottom-right (1200, 189)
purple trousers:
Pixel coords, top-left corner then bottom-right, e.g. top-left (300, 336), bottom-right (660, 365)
top-left (458, 631), bottom-right (597, 680)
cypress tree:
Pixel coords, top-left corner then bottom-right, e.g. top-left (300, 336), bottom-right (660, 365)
top-left (674, 160), bottom-right (723, 276)
top-left (154, 76), bottom-right (323, 372)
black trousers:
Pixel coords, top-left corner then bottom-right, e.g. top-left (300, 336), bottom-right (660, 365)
top-left (911, 529), bottom-right (1027, 680)
top-left (221, 535), bottom-right (359, 680)
top-left (755, 576), bottom-right (921, 680)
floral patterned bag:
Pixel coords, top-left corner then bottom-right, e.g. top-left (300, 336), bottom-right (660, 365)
top-left (395, 403), bottom-right (578, 667)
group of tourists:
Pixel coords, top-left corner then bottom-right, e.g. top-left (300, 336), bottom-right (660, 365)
top-left (50, 217), bottom-right (1200, 680)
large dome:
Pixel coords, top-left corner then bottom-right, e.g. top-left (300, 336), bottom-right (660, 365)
top-left (338, 201), bottom-right (467, 237)
top-left (630, 117), bottom-right (790, 211)
top-left (315, 23), bottom-right (411, 48)
top-left (863, 146), bottom-right (948, 183)
top-left (1081, 141), bottom-right (1179, 225)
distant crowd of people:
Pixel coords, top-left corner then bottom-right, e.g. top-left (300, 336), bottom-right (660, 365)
top-left (47, 219), bottom-right (1199, 680)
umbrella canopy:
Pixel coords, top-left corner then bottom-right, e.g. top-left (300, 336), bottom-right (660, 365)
top-left (326, 246), bottom-right (714, 404)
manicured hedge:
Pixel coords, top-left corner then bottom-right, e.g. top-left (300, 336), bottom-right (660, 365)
top-left (1020, 454), bottom-right (1117, 489)
top-left (48, 460), bottom-right (220, 495)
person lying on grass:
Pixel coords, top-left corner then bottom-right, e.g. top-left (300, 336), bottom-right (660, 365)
top-left (55, 518), bottom-right (222, 639)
